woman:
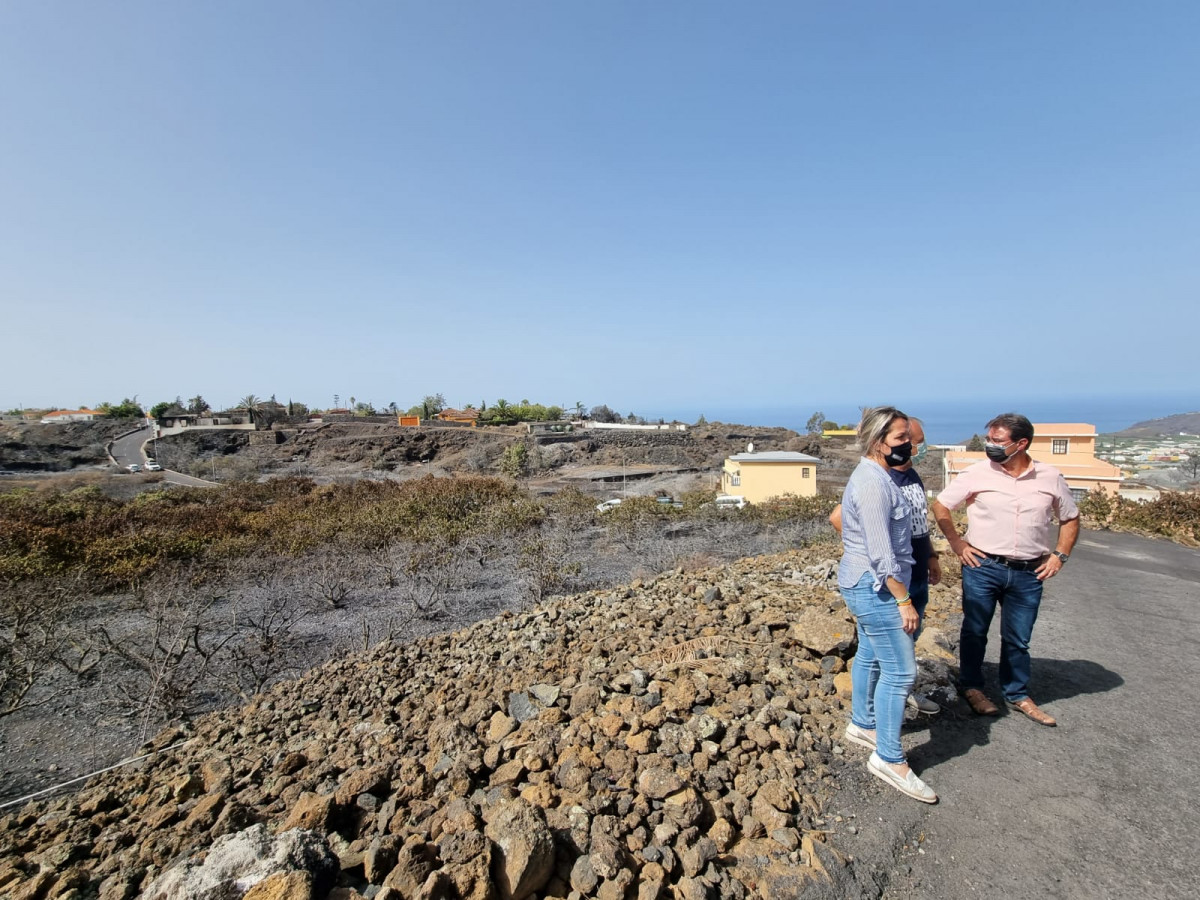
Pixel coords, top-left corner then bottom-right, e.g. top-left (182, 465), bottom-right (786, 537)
top-left (837, 406), bottom-right (937, 803)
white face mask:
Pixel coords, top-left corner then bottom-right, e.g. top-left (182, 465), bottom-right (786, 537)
top-left (912, 442), bottom-right (928, 464)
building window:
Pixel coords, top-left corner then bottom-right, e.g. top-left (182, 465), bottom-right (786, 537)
top-left (730, 472), bottom-right (740, 487)
top-left (1052, 439), bottom-right (1068, 454)
top-left (1070, 487), bottom-right (1088, 501)
top-left (802, 468), bottom-right (810, 478)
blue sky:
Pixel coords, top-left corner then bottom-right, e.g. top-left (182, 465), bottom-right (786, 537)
top-left (2, 2), bottom-right (1197, 425)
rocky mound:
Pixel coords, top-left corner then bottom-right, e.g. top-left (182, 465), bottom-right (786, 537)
top-left (0, 548), bottom-right (958, 900)
top-left (0, 421), bottom-right (134, 473)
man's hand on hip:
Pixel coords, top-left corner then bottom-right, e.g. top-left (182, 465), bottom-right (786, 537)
top-left (954, 542), bottom-right (985, 568)
top-left (1035, 555), bottom-right (1065, 581)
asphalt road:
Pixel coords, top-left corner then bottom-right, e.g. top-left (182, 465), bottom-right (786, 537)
top-left (109, 425), bottom-right (216, 487)
top-left (108, 425), bottom-right (150, 469)
top-left (823, 528), bottom-right (1200, 900)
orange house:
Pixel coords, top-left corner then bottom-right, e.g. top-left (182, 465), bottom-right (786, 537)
top-left (436, 408), bottom-right (480, 426)
top-left (944, 423), bottom-right (1123, 499)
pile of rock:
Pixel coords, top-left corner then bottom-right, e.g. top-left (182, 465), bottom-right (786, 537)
top-left (0, 547), bottom-right (957, 900)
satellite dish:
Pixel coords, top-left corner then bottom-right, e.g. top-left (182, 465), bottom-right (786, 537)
top-left (747, 442), bottom-right (754, 453)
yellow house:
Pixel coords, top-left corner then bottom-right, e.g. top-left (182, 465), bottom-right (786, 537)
top-left (944, 423), bottom-right (1123, 498)
top-left (721, 451), bottom-right (820, 503)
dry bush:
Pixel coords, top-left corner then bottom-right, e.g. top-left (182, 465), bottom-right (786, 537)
top-left (308, 548), bottom-right (359, 609)
top-left (396, 538), bottom-right (473, 618)
top-left (0, 578), bottom-right (102, 719)
top-left (220, 563), bottom-right (314, 701)
top-left (97, 571), bottom-right (231, 739)
top-left (518, 534), bottom-right (583, 605)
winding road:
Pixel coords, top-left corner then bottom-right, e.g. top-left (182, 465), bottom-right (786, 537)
top-left (825, 528), bottom-right (1200, 900)
top-left (109, 425), bottom-right (217, 488)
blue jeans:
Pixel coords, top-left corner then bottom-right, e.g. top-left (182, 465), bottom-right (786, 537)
top-left (842, 573), bottom-right (917, 764)
top-left (959, 558), bottom-right (1044, 702)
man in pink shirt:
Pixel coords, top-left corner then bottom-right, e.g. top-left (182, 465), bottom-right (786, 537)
top-left (932, 413), bottom-right (1080, 726)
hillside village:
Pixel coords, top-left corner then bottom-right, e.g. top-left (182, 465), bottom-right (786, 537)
top-left (1093, 433), bottom-right (1200, 493)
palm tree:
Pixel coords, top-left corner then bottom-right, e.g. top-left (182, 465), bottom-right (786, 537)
top-left (238, 395), bottom-right (262, 423)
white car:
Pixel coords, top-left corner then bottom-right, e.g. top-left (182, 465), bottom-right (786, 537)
top-left (714, 494), bottom-right (746, 510)
top-left (595, 498), bottom-right (623, 512)
top-left (144, 461), bottom-right (163, 472)
top-left (127, 463), bottom-right (141, 473)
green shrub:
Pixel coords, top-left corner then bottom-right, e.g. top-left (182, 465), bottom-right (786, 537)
top-left (1077, 489), bottom-right (1114, 526)
top-left (0, 475), bottom-right (542, 586)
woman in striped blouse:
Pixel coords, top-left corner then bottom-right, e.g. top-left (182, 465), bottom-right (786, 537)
top-left (837, 406), bottom-right (937, 803)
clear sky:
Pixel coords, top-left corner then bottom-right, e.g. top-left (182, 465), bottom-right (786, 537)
top-left (2, 2), bottom-right (1197, 422)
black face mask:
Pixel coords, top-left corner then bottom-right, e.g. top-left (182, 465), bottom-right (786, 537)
top-left (884, 441), bottom-right (913, 467)
top-left (984, 441), bottom-right (1016, 463)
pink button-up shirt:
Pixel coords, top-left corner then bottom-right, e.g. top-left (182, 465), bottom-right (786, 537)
top-left (937, 459), bottom-right (1079, 560)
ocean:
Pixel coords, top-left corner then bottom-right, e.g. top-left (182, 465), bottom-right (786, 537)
top-left (667, 393), bottom-right (1199, 446)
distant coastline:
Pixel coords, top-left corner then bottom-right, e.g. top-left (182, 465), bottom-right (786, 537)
top-left (665, 393), bottom-right (1200, 446)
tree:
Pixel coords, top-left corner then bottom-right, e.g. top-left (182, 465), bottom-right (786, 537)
top-left (590, 404), bottom-right (619, 424)
top-left (805, 411), bottom-right (826, 435)
top-left (187, 395), bottom-right (210, 415)
top-left (420, 394), bottom-right (446, 419)
top-left (574, 402), bottom-right (586, 419)
top-left (966, 434), bottom-right (985, 452)
top-left (1183, 453), bottom-right (1200, 480)
top-left (98, 397), bottom-right (144, 418)
top-left (149, 401), bottom-right (173, 419)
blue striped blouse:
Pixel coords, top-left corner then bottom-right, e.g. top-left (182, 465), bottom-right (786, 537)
top-left (837, 457), bottom-right (914, 591)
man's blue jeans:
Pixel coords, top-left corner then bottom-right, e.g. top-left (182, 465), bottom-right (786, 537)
top-left (959, 558), bottom-right (1044, 702)
top-left (842, 573), bottom-right (916, 764)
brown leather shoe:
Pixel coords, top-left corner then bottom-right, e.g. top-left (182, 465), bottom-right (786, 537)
top-left (964, 688), bottom-right (999, 716)
top-left (1007, 697), bottom-right (1057, 726)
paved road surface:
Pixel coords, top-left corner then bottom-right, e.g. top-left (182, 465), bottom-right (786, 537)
top-left (110, 425), bottom-right (217, 488)
top-left (824, 529), bottom-right (1200, 900)
top-left (108, 426), bottom-right (151, 469)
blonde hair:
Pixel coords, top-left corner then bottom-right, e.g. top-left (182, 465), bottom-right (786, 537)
top-left (857, 406), bottom-right (908, 456)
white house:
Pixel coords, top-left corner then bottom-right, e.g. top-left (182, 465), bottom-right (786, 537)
top-left (40, 409), bottom-right (101, 424)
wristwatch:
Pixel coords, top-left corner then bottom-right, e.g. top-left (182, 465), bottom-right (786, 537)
top-left (1052, 551), bottom-right (1069, 563)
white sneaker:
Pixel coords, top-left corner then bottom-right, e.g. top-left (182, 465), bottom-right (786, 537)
top-left (907, 692), bottom-right (941, 715)
top-left (844, 723), bottom-right (877, 750)
top-left (867, 752), bottom-right (938, 804)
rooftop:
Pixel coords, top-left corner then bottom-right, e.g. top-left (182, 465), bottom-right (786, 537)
top-left (728, 451), bottom-right (821, 463)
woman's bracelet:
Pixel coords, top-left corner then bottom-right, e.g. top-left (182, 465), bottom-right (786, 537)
top-left (895, 594), bottom-right (912, 607)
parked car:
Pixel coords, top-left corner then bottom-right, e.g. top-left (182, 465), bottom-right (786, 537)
top-left (595, 498), bottom-right (623, 512)
top-left (127, 463), bottom-right (141, 473)
top-left (144, 461), bottom-right (162, 472)
top-left (714, 494), bottom-right (746, 510)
